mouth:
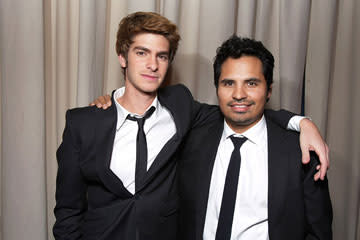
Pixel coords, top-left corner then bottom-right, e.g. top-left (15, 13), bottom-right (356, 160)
top-left (141, 74), bottom-right (159, 81)
top-left (228, 101), bottom-right (254, 113)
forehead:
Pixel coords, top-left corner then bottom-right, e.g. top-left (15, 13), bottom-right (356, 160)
top-left (220, 56), bottom-right (264, 80)
top-left (130, 33), bottom-right (170, 52)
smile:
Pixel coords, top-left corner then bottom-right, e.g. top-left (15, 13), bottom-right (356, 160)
top-left (229, 102), bottom-right (253, 112)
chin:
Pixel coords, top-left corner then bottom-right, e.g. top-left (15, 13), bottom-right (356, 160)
top-left (141, 87), bottom-right (160, 95)
top-left (229, 116), bottom-right (254, 126)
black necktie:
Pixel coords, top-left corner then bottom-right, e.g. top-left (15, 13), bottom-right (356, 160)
top-left (127, 106), bottom-right (155, 192)
top-left (215, 136), bottom-right (247, 240)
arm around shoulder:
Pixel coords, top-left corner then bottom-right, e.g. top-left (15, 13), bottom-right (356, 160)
top-left (264, 109), bottom-right (296, 129)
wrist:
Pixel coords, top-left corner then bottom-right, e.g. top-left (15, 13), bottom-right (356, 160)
top-left (300, 118), bottom-right (315, 131)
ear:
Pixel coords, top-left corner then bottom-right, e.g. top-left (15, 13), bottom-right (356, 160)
top-left (118, 54), bottom-right (127, 68)
top-left (266, 84), bottom-right (272, 102)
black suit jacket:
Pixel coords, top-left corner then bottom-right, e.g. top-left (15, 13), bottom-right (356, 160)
top-left (53, 84), bottom-right (220, 240)
top-left (53, 83), bottom-right (300, 240)
top-left (178, 114), bottom-right (332, 240)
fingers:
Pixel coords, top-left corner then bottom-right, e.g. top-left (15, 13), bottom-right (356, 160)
top-left (90, 95), bottom-right (112, 109)
top-left (314, 143), bottom-right (329, 181)
top-left (313, 169), bottom-right (321, 181)
top-left (103, 95), bottom-right (111, 104)
top-left (100, 95), bottom-right (112, 109)
top-left (95, 96), bottom-right (106, 109)
top-left (325, 143), bottom-right (330, 169)
top-left (98, 96), bottom-right (107, 104)
top-left (301, 144), bottom-right (310, 164)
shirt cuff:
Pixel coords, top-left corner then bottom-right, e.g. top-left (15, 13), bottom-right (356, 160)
top-left (287, 116), bottom-right (309, 132)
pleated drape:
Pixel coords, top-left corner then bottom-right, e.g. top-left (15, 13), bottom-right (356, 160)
top-left (0, 0), bottom-right (359, 239)
top-left (0, 0), bottom-right (47, 239)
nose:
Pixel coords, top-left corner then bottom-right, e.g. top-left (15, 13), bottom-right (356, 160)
top-left (232, 85), bottom-right (247, 101)
top-left (147, 55), bottom-right (158, 72)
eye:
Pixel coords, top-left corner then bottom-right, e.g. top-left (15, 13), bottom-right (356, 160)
top-left (158, 54), bottom-right (169, 61)
top-left (223, 80), bottom-right (234, 86)
top-left (136, 50), bottom-right (146, 56)
top-left (247, 80), bottom-right (258, 87)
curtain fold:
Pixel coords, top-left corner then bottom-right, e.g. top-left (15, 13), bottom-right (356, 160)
top-left (195, 0), bottom-right (237, 103)
top-left (324, 0), bottom-right (360, 238)
top-left (305, 0), bottom-right (338, 135)
top-left (0, 0), bottom-right (47, 239)
top-left (306, 0), bottom-right (360, 238)
top-left (170, 0), bottom-right (202, 93)
top-left (278, 0), bottom-right (311, 113)
top-left (0, 1), bottom-right (358, 239)
top-left (102, 0), bottom-right (126, 93)
top-left (77, 0), bottom-right (106, 107)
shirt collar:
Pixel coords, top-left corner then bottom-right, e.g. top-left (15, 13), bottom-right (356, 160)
top-left (222, 114), bottom-right (267, 145)
top-left (113, 87), bottom-right (159, 131)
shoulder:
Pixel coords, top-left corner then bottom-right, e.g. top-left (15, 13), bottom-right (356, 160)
top-left (66, 105), bottom-right (97, 124)
top-left (66, 104), bottom-right (115, 129)
top-left (158, 84), bottom-right (193, 100)
top-left (157, 84), bottom-right (195, 119)
top-left (184, 115), bottom-right (223, 145)
top-left (265, 115), bottom-right (300, 150)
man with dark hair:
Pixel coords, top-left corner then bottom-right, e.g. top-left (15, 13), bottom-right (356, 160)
top-left (54, 11), bottom-right (329, 240)
top-left (178, 35), bottom-right (332, 240)
top-left (213, 36), bottom-right (274, 92)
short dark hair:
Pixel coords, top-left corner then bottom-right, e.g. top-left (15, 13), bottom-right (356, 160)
top-left (116, 12), bottom-right (180, 62)
top-left (213, 35), bottom-right (274, 91)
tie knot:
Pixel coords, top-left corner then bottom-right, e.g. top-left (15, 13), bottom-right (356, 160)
top-left (229, 136), bottom-right (247, 150)
top-left (126, 106), bottom-right (155, 127)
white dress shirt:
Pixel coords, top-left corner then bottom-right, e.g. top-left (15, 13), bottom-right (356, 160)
top-left (109, 87), bottom-right (176, 194)
top-left (203, 115), bottom-right (269, 240)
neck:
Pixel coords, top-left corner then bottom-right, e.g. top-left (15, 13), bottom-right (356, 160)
top-left (117, 86), bottom-right (156, 115)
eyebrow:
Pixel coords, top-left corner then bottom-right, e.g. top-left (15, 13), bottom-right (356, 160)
top-left (220, 78), bottom-right (234, 83)
top-left (133, 46), bottom-right (169, 56)
top-left (245, 78), bottom-right (261, 82)
top-left (219, 77), bottom-right (262, 84)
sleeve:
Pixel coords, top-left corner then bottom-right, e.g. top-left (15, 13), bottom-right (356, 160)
top-left (53, 110), bottom-right (87, 240)
top-left (303, 152), bottom-right (333, 239)
top-left (287, 116), bottom-right (307, 132)
top-left (264, 109), bottom-right (297, 130)
top-left (190, 101), bottom-right (221, 128)
top-left (174, 84), bottom-right (221, 129)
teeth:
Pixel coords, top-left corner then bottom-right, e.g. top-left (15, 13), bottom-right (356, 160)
top-left (233, 105), bottom-right (247, 108)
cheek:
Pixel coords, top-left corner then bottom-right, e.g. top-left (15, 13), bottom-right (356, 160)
top-left (159, 63), bottom-right (169, 74)
top-left (253, 93), bottom-right (268, 107)
top-left (217, 95), bottom-right (226, 107)
top-left (217, 89), bottom-right (231, 103)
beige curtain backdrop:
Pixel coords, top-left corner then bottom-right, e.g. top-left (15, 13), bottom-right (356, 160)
top-left (0, 1), bottom-right (47, 240)
top-left (0, 0), bottom-right (359, 239)
top-left (306, 1), bottom-right (360, 239)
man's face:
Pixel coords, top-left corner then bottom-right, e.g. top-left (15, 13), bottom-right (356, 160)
top-left (119, 33), bottom-right (170, 96)
top-left (217, 56), bottom-right (272, 133)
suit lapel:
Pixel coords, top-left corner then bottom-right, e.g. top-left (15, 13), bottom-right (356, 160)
top-left (136, 89), bottom-right (183, 192)
top-left (95, 94), bottom-right (133, 198)
top-left (266, 117), bottom-right (289, 236)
